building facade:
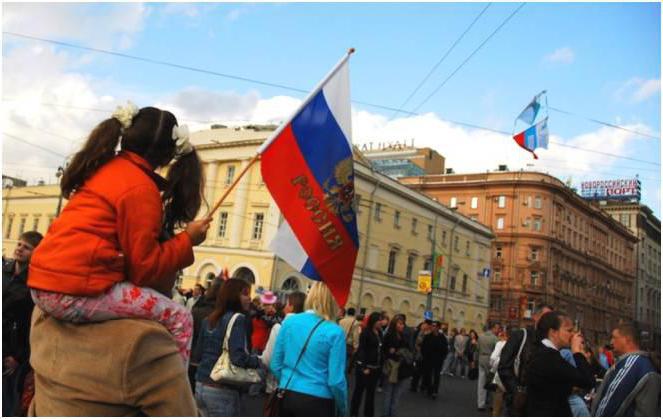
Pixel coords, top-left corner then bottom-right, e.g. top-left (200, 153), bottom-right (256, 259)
top-left (401, 169), bottom-right (638, 344)
top-left (598, 200), bottom-right (660, 350)
top-left (360, 143), bottom-right (445, 179)
top-left (2, 127), bottom-right (493, 331)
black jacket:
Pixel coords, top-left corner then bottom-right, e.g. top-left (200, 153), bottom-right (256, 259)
top-left (498, 326), bottom-right (536, 394)
top-left (190, 296), bottom-right (216, 363)
top-left (421, 333), bottom-right (448, 368)
top-left (525, 344), bottom-right (595, 417)
top-left (355, 328), bottom-right (382, 369)
top-left (2, 259), bottom-right (34, 363)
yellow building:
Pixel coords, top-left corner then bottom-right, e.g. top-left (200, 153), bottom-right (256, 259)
top-left (2, 126), bottom-right (494, 330)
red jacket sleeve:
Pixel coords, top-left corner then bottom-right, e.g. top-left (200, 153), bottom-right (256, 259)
top-left (115, 185), bottom-right (194, 289)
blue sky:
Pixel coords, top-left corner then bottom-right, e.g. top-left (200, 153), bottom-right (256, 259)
top-left (3, 2), bottom-right (661, 214)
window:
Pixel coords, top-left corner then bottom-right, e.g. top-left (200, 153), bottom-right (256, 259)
top-left (442, 230), bottom-right (447, 244)
top-left (406, 254), bottom-right (415, 280)
top-left (374, 203), bottom-right (382, 221)
top-left (450, 197), bottom-right (457, 208)
top-left (5, 216), bottom-right (13, 239)
top-left (533, 218), bottom-right (542, 232)
top-left (471, 197), bottom-right (478, 209)
top-left (530, 248), bottom-right (539, 261)
top-left (225, 165), bottom-right (236, 185)
top-left (18, 218), bottom-right (26, 236)
top-left (534, 196), bottom-right (542, 209)
top-left (454, 236), bottom-right (459, 251)
top-left (32, 217), bottom-right (39, 232)
top-left (620, 214), bottom-right (631, 228)
top-left (388, 249), bottom-right (397, 275)
top-left (496, 246), bottom-right (503, 259)
top-left (524, 196), bottom-right (531, 207)
top-left (491, 295), bottom-right (503, 310)
top-left (498, 196), bottom-right (506, 208)
top-left (394, 211), bottom-right (401, 228)
top-left (494, 268), bottom-right (502, 281)
top-left (427, 224), bottom-right (433, 241)
top-left (465, 240), bottom-right (471, 256)
top-left (497, 217), bottom-right (504, 230)
top-left (424, 256), bottom-right (432, 272)
top-left (462, 274), bottom-right (468, 293)
top-left (450, 275), bottom-right (456, 290)
top-left (530, 271), bottom-right (539, 287)
top-left (252, 213), bottom-right (264, 240)
top-left (411, 218), bottom-right (418, 235)
top-left (218, 212), bottom-right (228, 237)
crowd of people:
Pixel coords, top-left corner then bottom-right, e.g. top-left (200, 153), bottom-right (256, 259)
top-left (2, 104), bottom-right (660, 417)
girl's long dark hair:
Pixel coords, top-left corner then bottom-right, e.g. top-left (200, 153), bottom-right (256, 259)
top-left (208, 278), bottom-right (251, 328)
top-left (60, 106), bottom-right (206, 232)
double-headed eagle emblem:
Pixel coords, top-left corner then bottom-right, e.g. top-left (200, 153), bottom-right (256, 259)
top-left (323, 157), bottom-right (356, 223)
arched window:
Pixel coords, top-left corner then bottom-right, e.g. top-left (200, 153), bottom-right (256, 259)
top-left (234, 267), bottom-right (255, 284)
top-left (282, 277), bottom-right (300, 292)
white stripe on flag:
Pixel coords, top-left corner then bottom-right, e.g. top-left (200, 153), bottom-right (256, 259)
top-left (269, 219), bottom-right (308, 271)
top-left (322, 59), bottom-right (352, 148)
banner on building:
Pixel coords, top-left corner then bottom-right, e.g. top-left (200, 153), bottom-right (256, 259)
top-left (418, 271), bottom-right (432, 294)
top-left (580, 178), bottom-right (641, 202)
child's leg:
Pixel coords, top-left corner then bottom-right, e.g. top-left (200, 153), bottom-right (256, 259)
top-left (31, 283), bottom-right (193, 364)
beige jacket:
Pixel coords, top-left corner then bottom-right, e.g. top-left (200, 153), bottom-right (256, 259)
top-left (29, 307), bottom-right (197, 416)
top-left (339, 316), bottom-right (361, 351)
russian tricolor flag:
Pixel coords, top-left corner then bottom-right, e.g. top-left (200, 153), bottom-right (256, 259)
top-left (258, 51), bottom-right (358, 306)
top-left (512, 117), bottom-right (549, 159)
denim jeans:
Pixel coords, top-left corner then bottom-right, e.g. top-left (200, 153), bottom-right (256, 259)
top-left (568, 395), bottom-right (590, 417)
top-left (441, 352), bottom-right (456, 375)
top-left (195, 382), bottom-right (241, 416)
top-left (382, 378), bottom-right (408, 416)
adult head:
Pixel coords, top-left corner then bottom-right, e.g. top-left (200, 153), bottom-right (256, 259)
top-left (366, 311), bottom-right (383, 333)
top-left (13, 231), bottom-right (43, 267)
top-left (60, 105), bottom-right (205, 234)
top-left (193, 283), bottom-right (205, 298)
top-left (431, 321), bottom-right (441, 335)
top-left (536, 311), bottom-right (575, 350)
top-left (284, 291), bottom-right (306, 315)
top-left (497, 329), bottom-right (508, 341)
top-left (610, 322), bottom-right (641, 356)
top-left (451, 328), bottom-right (458, 336)
top-left (469, 329), bottom-right (479, 341)
top-left (260, 290), bottom-right (278, 316)
top-left (346, 307), bottom-right (356, 317)
top-left (204, 278), bottom-right (223, 302)
top-left (387, 315), bottom-right (406, 337)
top-left (490, 321), bottom-right (501, 335)
top-left (460, 328), bottom-right (467, 336)
top-left (532, 303), bottom-right (554, 325)
top-left (304, 281), bottom-right (338, 322)
top-left (208, 277), bottom-right (251, 327)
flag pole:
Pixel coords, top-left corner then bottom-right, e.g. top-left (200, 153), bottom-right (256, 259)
top-left (208, 48), bottom-right (356, 218)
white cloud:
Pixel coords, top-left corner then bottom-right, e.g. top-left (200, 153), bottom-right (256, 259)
top-left (3, 3), bottom-right (149, 50)
top-left (544, 47), bottom-right (575, 64)
top-left (161, 3), bottom-right (200, 18)
top-left (615, 78), bottom-right (661, 103)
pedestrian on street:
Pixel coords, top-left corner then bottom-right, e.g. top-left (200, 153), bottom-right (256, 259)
top-left (442, 328), bottom-right (458, 376)
top-left (591, 322), bottom-right (661, 417)
top-left (420, 321), bottom-right (448, 399)
top-left (498, 303), bottom-right (554, 416)
top-left (350, 311), bottom-right (385, 416)
top-left (489, 329), bottom-right (509, 416)
top-left (410, 320), bottom-right (431, 392)
top-left (261, 291), bottom-right (306, 394)
top-left (186, 283), bottom-right (206, 311)
top-left (27, 104), bottom-right (211, 366)
top-left (193, 277), bottom-right (261, 416)
top-left (2, 231), bottom-right (43, 417)
top-left (271, 281), bottom-right (348, 416)
top-left (189, 278), bottom-right (223, 390)
top-left (251, 291), bottom-right (280, 355)
top-left (477, 322), bottom-right (499, 412)
top-left (382, 314), bottom-right (413, 416)
top-left (454, 328), bottom-right (470, 378)
top-left (339, 307), bottom-right (361, 373)
top-left (524, 311), bottom-right (595, 416)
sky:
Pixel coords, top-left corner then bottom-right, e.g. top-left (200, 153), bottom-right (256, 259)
top-left (2, 2), bottom-right (661, 215)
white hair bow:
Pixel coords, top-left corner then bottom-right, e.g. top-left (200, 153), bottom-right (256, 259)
top-left (172, 124), bottom-right (193, 157)
top-left (112, 101), bottom-right (139, 130)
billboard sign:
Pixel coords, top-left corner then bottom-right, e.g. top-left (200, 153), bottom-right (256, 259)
top-left (580, 178), bottom-right (641, 201)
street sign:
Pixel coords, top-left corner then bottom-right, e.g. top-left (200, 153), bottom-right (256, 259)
top-left (481, 268), bottom-right (491, 278)
top-left (417, 270), bottom-right (432, 294)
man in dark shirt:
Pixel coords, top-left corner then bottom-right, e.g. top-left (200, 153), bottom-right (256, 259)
top-left (421, 321), bottom-right (448, 399)
top-left (497, 303), bottom-right (553, 416)
top-left (2, 231), bottom-right (43, 416)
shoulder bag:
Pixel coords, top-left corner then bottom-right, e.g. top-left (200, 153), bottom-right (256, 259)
top-left (210, 313), bottom-right (262, 387)
top-left (512, 328), bottom-right (529, 416)
top-left (264, 318), bottom-right (325, 417)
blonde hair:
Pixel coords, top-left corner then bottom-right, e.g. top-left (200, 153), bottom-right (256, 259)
top-left (304, 281), bottom-right (338, 322)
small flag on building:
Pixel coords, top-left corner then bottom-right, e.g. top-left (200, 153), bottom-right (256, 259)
top-left (260, 50), bottom-right (358, 307)
top-left (512, 117), bottom-right (549, 159)
top-left (516, 90), bottom-right (546, 125)
top-left (432, 253), bottom-right (444, 288)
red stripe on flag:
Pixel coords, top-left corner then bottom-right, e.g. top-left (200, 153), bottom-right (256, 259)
top-left (261, 125), bottom-right (358, 306)
top-left (512, 132), bottom-right (538, 159)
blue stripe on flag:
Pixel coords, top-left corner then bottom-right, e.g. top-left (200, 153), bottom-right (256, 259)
top-left (291, 90), bottom-right (359, 248)
top-left (301, 258), bottom-right (322, 281)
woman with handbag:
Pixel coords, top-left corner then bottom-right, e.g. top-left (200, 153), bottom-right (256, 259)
top-left (381, 314), bottom-right (410, 417)
top-left (467, 329), bottom-right (480, 380)
top-left (192, 277), bottom-right (261, 416)
top-left (270, 282), bottom-right (348, 416)
top-left (350, 311), bottom-right (385, 416)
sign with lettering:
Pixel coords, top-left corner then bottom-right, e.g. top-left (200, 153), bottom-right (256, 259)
top-left (580, 178), bottom-right (641, 201)
top-left (417, 271), bottom-right (432, 294)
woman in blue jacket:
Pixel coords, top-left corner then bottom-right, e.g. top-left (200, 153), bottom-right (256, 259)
top-left (271, 282), bottom-right (348, 416)
top-left (192, 277), bottom-right (260, 416)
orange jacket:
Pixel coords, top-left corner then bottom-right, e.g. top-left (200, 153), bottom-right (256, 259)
top-left (29, 151), bottom-right (194, 296)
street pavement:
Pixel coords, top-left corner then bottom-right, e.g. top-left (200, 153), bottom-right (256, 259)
top-left (240, 374), bottom-right (493, 417)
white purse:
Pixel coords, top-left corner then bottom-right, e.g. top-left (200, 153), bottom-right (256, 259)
top-left (210, 313), bottom-right (262, 386)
